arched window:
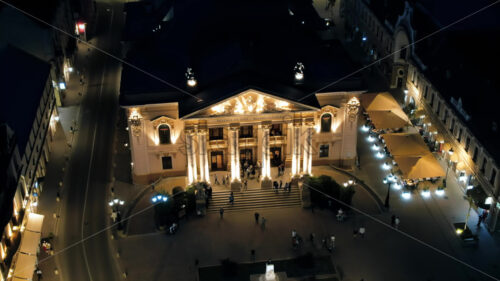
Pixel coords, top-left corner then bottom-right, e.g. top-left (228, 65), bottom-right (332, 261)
top-left (320, 113), bottom-right (332, 133)
top-left (158, 124), bottom-right (171, 144)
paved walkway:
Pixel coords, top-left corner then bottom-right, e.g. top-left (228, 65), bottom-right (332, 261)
top-left (35, 39), bottom-right (95, 281)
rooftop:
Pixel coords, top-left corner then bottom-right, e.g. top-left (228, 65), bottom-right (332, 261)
top-left (120, 0), bottom-right (363, 116)
top-left (0, 45), bottom-right (51, 155)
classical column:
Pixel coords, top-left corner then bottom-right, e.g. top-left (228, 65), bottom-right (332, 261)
top-left (198, 128), bottom-right (210, 183)
top-left (291, 122), bottom-right (301, 176)
top-left (229, 125), bottom-right (240, 182)
top-left (302, 122), bottom-right (313, 175)
top-left (261, 123), bottom-right (271, 179)
top-left (185, 130), bottom-right (198, 184)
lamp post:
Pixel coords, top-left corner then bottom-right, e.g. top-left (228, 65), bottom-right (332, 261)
top-left (383, 177), bottom-right (390, 208)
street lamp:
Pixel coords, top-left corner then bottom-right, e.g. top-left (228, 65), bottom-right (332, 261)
top-left (108, 198), bottom-right (125, 211)
top-left (383, 177), bottom-right (391, 208)
top-left (151, 194), bottom-right (168, 203)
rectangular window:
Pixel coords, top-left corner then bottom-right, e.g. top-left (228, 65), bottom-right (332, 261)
top-left (449, 118), bottom-right (455, 132)
top-left (209, 128), bottom-right (224, 140)
top-left (481, 157), bottom-right (488, 173)
top-left (472, 147), bottom-right (478, 163)
top-left (442, 110), bottom-right (448, 123)
top-left (490, 169), bottom-right (497, 186)
top-left (436, 101), bottom-right (441, 115)
top-left (319, 144), bottom-right (329, 158)
top-left (465, 136), bottom-right (470, 152)
top-left (457, 128), bottom-right (462, 142)
top-left (239, 126), bottom-right (253, 138)
top-left (429, 93), bottom-right (434, 107)
top-left (162, 156), bottom-right (172, 170)
top-left (424, 86), bottom-right (429, 99)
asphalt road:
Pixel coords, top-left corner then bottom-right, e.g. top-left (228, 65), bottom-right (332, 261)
top-left (55, 1), bottom-right (124, 280)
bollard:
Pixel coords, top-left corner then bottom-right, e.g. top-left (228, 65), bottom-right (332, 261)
top-left (116, 251), bottom-right (120, 258)
top-left (59, 182), bottom-right (63, 187)
top-left (54, 268), bottom-right (59, 275)
top-left (110, 234), bottom-right (115, 240)
top-left (122, 272), bottom-right (127, 279)
top-left (53, 213), bottom-right (57, 218)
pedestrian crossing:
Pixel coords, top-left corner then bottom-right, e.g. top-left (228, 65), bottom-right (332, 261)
top-left (207, 187), bottom-right (302, 213)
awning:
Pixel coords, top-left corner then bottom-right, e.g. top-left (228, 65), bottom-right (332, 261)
top-left (361, 92), bottom-right (401, 111)
top-left (367, 109), bottom-right (410, 129)
top-left (25, 213), bottom-right (44, 233)
top-left (13, 253), bottom-right (36, 280)
top-left (394, 154), bottom-right (445, 180)
top-left (456, 161), bottom-right (473, 174)
top-left (381, 133), bottom-right (430, 156)
top-left (19, 230), bottom-right (41, 255)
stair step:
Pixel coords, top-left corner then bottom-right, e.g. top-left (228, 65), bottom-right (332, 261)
top-left (207, 187), bottom-right (302, 213)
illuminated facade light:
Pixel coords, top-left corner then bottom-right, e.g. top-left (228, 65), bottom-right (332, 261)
top-left (362, 36), bottom-right (367, 41)
top-left (185, 67), bottom-right (197, 87)
top-left (376, 152), bottom-right (384, 159)
top-left (59, 82), bottom-right (66, 90)
top-left (294, 62), bottom-right (304, 81)
top-left (435, 189), bottom-right (445, 196)
top-left (371, 144), bottom-right (379, 151)
top-left (367, 135), bottom-right (376, 142)
top-left (361, 125), bottom-right (369, 132)
top-left (393, 183), bottom-right (402, 190)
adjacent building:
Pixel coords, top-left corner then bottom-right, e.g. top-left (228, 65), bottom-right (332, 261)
top-left (340, 0), bottom-right (500, 231)
top-left (0, 46), bottom-right (57, 281)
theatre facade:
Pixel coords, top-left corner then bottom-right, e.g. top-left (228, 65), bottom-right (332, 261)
top-left (124, 89), bottom-right (362, 185)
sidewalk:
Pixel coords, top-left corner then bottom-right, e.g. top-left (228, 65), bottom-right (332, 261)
top-left (35, 39), bottom-right (94, 281)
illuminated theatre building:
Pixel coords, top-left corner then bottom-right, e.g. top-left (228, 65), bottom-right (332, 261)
top-left (119, 2), bottom-right (364, 186)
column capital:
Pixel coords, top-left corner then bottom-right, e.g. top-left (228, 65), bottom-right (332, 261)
top-left (261, 121), bottom-right (272, 129)
top-left (229, 123), bottom-right (240, 130)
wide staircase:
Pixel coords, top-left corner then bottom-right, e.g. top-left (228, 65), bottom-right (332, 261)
top-left (207, 188), bottom-right (302, 213)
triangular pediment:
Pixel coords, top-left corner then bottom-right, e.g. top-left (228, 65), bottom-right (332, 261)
top-left (182, 89), bottom-right (318, 119)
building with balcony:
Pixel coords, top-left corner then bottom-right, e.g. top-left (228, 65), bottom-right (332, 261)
top-left (341, 0), bottom-right (500, 231)
top-left (120, 0), bottom-right (365, 185)
top-left (0, 46), bottom-right (57, 280)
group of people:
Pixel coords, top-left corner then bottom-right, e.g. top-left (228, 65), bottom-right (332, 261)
top-left (273, 180), bottom-right (292, 193)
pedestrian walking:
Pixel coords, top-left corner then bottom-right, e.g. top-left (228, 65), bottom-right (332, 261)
top-left (254, 212), bottom-right (260, 223)
top-left (395, 217), bottom-right (400, 229)
top-left (229, 192), bottom-right (234, 205)
top-left (214, 174), bottom-right (220, 185)
top-left (36, 268), bottom-right (42, 280)
top-left (251, 249), bottom-right (255, 261)
top-left (292, 229), bottom-right (297, 238)
top-left (111, 211), bottom-right (117, 222)
top-left (353, 228), bottom-right (358, 238)
top-left (391, 215), bottom-right (396, 227)
top-left (359, 226), bottom-right (366, 238)
top-left (279, 180), bottom-right (283, 189)
top-left (288, 182), bottom-right (292, 193)
top-left (261, 217), bottom-right (267, 229)
top-left (477, 213), bottom-right (484, 227)
top-left (222, 176), bottom-right (226, 185)
top-left (219, 207), bottom-right (224, 219)
top-left (309, 233), bottom-right (315, 243)
top-left (244, 180), bottom-right (248, 190)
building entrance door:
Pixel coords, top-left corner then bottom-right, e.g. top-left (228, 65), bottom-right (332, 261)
top-left (240, 149), bottom-right (253, 165)
top-left (270, 147), bottom-right (282, 167)
top-left (211, 151), bottom-right (224, 170)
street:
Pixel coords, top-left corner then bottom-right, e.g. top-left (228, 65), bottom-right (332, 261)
top-left (53, 1), bottom-right (124, 280)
